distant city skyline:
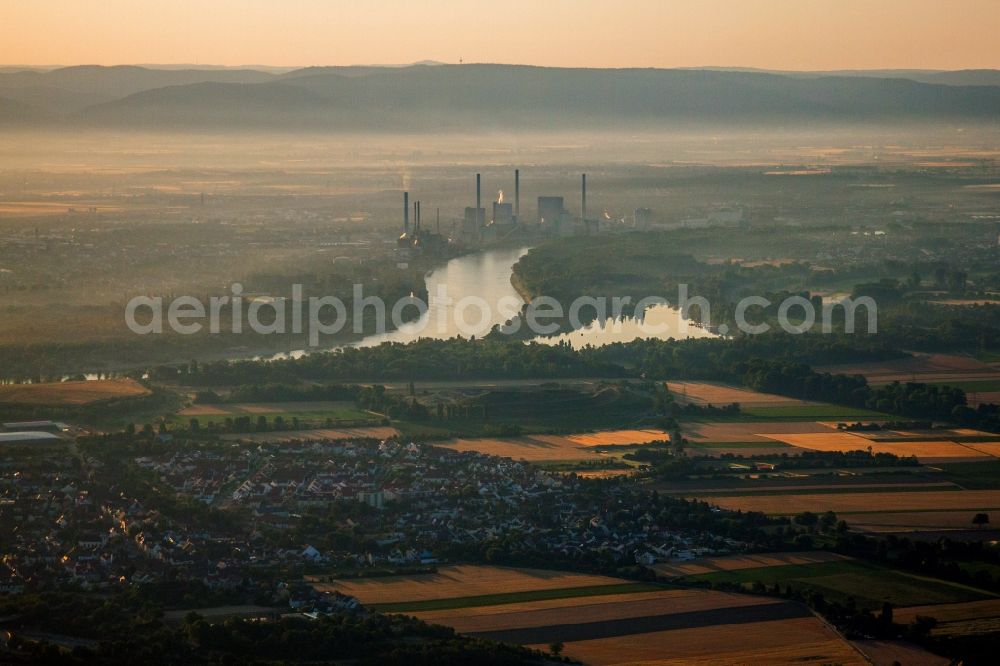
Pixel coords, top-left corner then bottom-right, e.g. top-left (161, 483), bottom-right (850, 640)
top-left (2, 0), bottom-right (998, 71)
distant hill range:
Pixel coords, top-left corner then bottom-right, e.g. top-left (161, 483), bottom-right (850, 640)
top-left (1, 63), bottom-right (998, 131)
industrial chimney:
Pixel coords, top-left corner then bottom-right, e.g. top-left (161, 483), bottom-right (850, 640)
top-left (515, 169), bottom-right (520, 222)
top-left (582, 173), bottom-right (587, 230)
top-left (403, 191), bottom-right (409, 234)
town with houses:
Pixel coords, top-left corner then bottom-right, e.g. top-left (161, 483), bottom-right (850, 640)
top-left (1, 435), bottom-right (738, 613)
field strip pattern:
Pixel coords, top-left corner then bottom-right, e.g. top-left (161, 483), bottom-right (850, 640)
top-left (311, 564), bottom-right (624, 604)
top-left (410, 589), bottom-right (780, 629)
top-left (463, 602), bottom-right (811, 644)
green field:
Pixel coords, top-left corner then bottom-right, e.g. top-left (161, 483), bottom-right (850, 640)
top-left (167, 405), bottom-right (374, 428)
top-left (937, 461), bottom-right (1000, 490)
top-left (682, 559), bottom-right (994, 610)
top-left (928, 379), bottom-right (1000, 392)
top-left (367, 582), bottom-right (663, 613)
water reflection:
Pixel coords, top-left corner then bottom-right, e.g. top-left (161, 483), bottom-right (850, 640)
top-left (531, 303), bottom-right (718, 348)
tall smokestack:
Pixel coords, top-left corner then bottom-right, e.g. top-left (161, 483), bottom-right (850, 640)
top-left (476, 173), bottom-right (482, 227)
top-left (515, 169), bottom-right (520, 221)
top-left (413, 200), bottom-right (418, 232)
top-left (582, 173), bottom-right (587, 229)
top-left (403, 191), bottom-right (409, 234)
top-left (417, 201), bottom-right (421, 232)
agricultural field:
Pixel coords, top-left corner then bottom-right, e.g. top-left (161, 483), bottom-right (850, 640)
top-left (667, 381), bottom-right (807, 408)
top-left (851, 639), bottom-right (950, 666)
top-left (702, 489), bottom-right (1000, 514)
top-left (173, 401), bottom-right (372, 427)
top-left (222, 426), bottom-right (399, 442)
top-left (410, 588), bottom-right (865, 665)
top-left (684, 441), bottom-right (795, 457)
top-left (682, 420), bottom-right (829, 443)
top-left (651, 551), bottom-right (851, 578)
top-left (676, 558), bottom-right (995, 610)
top-left (310, 565), bottom-right (627, 608)
top-left (968, 391), bottom-right (1000, 407)
top-left (895, 599), bottom-right (1000, 637)
top-left (435, 429), bottom-right (669, 462)
top-left (845, 511), bottom-right (999, 533)
top-left (0, 378), bottom-right (150, 406)
top-left (179, 401), bottom-right (362, 416)
top-left (759, 431), bottom-right (1000, 462)
top-left (815, 353), bottom-right (1000, 386)
top-left (308, 563), bottom-right (866, 664)
top-left (740, 404), bottom-right (891, 419)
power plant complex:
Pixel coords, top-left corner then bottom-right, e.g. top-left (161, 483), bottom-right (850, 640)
top-left (396, 170), bottom-right (641, 260)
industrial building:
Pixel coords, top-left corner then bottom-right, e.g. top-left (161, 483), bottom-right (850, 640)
top-left (397, 169), bottom-right (638, 251)
top-left (396, 192), bottom-right (451, 260)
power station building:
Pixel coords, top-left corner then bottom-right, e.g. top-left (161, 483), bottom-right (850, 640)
top-left (400, 169), bottom-right (629, 251)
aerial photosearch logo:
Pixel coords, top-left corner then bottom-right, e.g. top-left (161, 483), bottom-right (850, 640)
top-left (125, 283), bottom-right (877, 344)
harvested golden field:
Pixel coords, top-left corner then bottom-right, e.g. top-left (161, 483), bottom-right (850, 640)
top-left (651, 551), bottom-right (850, 578)
top-left (526, 618), bottom-right (864, 666)
top-left (966, 442), bottom-right (1000, 456)
top-left (224, 426), bottom-right (399, 442)
top-left (310, 565), bottom-right (622, 604)
top-left (683, 421), bottom-right (828, 443)
top-left (702, 490), bottom-right (1000, 516)
top-left (0, 379), bottom-right (150, 406)
top-left (437, 429), bottom-right (669, 462)
top-left (666, 381), bottom-right (805, 407)
top-left (847, 510), bottom-right (997, 533)
top-left (760, 432), bottom-right (994, 461)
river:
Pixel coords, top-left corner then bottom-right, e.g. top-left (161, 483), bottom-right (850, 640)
top-left (345, 245), bottom-right (716, 351)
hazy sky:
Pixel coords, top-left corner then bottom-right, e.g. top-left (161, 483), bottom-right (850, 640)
top-left (2, 0), bottom-right (998, 70)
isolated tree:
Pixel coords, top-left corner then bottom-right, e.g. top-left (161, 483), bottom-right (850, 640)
top-left (973, 512), bottom-right (990, 529)
top-left (549, 642), bottom-right (564, 657)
